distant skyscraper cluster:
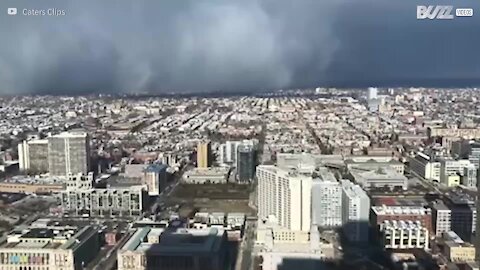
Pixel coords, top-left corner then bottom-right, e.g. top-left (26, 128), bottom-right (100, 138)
top-left (367, 87), bottom-right (378, 100)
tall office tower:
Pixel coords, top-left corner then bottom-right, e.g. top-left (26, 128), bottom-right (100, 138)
top-left (197, 141), bottom-right (212, 168)
top-left (48, 132), bottom-right (90, 177)
top-left (18, 139), bottom-right (49, 173)
top-left (367, 87), bottom-right (378, 100)
top-left (256, 165), bottom-right (312, 231)
top-left (225, 141), bottom-right (241, 163)
top-left (341, 180), bottom-right (371, 242)
top-left (312, 167), bottom-right (342, 228)
top-left (143, 164), bottom-right (168, 196)
top-left (236, 140), bottom-right (257, 183)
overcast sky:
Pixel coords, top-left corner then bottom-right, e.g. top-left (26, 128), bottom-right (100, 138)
top-left (0, 0), bottom-right (479, 95)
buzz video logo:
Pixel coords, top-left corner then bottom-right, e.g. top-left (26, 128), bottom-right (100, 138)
top-left (417, 5), bottom-right (474, 19)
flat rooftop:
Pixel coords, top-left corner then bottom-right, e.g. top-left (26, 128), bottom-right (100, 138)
top-left (122, 227), bottom-right (225, 254)
top-left (0, 226), bottom-right (96, 251)
top-left (372, 205), bottom-right (430, 216)
top-left (373, 196), bottom-right (427, 207)
top-left (184, 167), bottom-right (229, 176)
top-left (106, 175), bottom-right (143, 188)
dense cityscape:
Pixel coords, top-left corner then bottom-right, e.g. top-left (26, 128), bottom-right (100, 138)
top-left (0, 87), bottom-right (479, 270)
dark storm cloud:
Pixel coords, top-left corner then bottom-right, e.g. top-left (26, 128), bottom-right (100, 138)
top-left (0, 0), bottom-right (479, 94)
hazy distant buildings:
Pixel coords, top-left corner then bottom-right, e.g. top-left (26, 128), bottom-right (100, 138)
top-left (367, 87), bottom-right (378, 100)
top-left (257, 165), bottom-right (312, 231)
top-left (48, 132), bottom-right (90, 177)
top-left (236, 140), bottom-right (257, 183)
top-left (367, 87), bottom-right (379, 112)
top-left (17, 139), bottom-right (49, 173)
top-left (341, 180), bottom-right (370, 242)
top-left (197, 141), bottom-right (212, 168)
top-left (311, 168), bottom-right (342, 228)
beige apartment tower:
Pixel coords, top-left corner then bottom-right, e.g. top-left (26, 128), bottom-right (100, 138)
top-left (197, 141), bottom-right (212, 168)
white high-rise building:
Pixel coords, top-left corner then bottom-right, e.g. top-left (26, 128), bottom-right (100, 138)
top-left (341, 180), bottom-right (370, 242)
top-left (367, 87), bottom-right (378, 100)
top-left (18, 139), bottom-right (49, 173)
top-left (48, 131), bottom-right (90, 177)
top-left (311, 168), bottom-right (342, 228)
top-left (256, 165), bottom-right (312, 231)
top-left (225, 141), bottom-right (241, 163)
top-left (218, 143), bottom-right (227, 164)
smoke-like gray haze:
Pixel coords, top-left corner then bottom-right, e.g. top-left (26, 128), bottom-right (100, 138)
top-left (0, 0), bottom-right (479, 94)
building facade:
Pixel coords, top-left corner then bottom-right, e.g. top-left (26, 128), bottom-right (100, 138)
top-left (256, 165), bottom-right (312, 231)
top-left (18, 139), bottom-right (49, 173)
top-left (371, 205), bottom-right (433, 234)
top-left (225, 141), bottom-right (241, 164)
top-left (0, 181), bottom-right (64, 194)
top-left (380, 220), bottom-right (429, 250)
top-left (60, 186), bottom-right (148, 216)
top-left (236, 140), bottom-right (257, 183)
top-left (443, 231), bottom-right (476, 263)
top-left (0, 225), bottom-right (100, 270)
top-left (341, 180), bottom-right (370, 242)
top-left (462, 164), bottom-right (477, 188)
top-left (143, 164), bottom-right (168, 196)
top-left (197, 141), bottom-right (211, 168)
top-left (312, 168), bottom-right (342, 228)
top-left (432, 202), bottom-right (452, 237)
top-left (66, 172), bottom-right (94, 191)
top-left (439, 158), bottom-right (472, 186)
top-left (409, 152), bottom-right (441, 182)
top-left (48, 132), bottom-right (90, 177)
